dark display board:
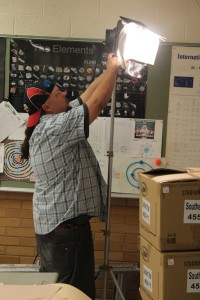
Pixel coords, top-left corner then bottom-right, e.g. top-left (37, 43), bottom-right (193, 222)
top-left (9, 39), bottom-right (104, 111)
top-left (8, 38), bottom-right (147, 118)
top-left (0, 37), bottom-right (6, 102)
top-left (145, 43), bottom-right (172, 156)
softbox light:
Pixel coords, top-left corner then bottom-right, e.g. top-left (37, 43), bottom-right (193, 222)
top-left (105, 16), bottom-right (164, 77)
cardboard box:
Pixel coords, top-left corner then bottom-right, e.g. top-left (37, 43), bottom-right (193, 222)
top-left (139, 168), bottom-right (200, 251)
top-left (140, 235), bottom-right (200, 300)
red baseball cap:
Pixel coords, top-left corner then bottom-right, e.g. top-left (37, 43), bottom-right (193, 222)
top-left (23, 80), bottom-right (55, 127)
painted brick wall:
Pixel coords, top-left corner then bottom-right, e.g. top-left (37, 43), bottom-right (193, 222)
top-left (0, 191), bottom-right (141, 299)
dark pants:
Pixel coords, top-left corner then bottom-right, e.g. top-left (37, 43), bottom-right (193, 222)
top-left (35, 220), bottom-right (95, 300)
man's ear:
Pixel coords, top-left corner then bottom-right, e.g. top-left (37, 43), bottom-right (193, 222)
top-left (42, 103), bottom-right (52, 113)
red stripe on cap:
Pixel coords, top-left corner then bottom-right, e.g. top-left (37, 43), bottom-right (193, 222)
top-left (27, 87), bottom-right (49, 98)
top-left (27, 108), bottom-right (42, 127)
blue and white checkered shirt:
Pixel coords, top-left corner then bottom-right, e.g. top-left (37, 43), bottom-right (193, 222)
top-left (29, 98), bottom-right (107, 234)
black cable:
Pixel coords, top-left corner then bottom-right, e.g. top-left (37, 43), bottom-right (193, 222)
top-left (32, 252), bottom-right (39, 264)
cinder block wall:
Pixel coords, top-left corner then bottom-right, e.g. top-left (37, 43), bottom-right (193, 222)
top-left (0, 0), bottom-right (200, 43)
top-left (0, 191), bottom-right (140, 299)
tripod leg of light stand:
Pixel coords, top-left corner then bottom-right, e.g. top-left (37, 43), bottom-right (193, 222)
top-left (102, 85), bottom-right (126, 300)
top-left (110, 269), bottom-right (126, 300)
top-left (102, 149), bottom-right (113, 300)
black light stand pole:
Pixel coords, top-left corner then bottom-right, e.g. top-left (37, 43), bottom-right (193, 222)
top-left (102, 83), bottom-right (126, 300)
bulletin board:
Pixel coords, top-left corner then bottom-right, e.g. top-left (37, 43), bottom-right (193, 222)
top-left (1, 39), bottom-right (200, 195)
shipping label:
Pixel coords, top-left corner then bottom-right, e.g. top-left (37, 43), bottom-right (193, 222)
top-left (143, 264), bottom-right (152, 292)
top-left (184, 200), bottom-right (200, 223)
top-left (142, 197), bottom-right (150, 225)
top-left (187, 269), bottom-right (200, 293)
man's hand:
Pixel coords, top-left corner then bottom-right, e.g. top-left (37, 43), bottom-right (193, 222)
top-left (106, 53), bottom-right (120, 73)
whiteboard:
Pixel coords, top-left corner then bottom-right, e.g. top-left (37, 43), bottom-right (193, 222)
top-left (0, 117), bottom-right (164, 196)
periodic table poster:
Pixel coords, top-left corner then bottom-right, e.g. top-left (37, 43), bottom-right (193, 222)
top-left (166, 46), bottom-right (200, 168)
top-left (8, 38), bottom-right (147, 118)
top-left (9, 38), bottom-right (104, 112)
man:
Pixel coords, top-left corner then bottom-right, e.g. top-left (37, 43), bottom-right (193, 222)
top-left (21, 53), bottom-right (119, 300)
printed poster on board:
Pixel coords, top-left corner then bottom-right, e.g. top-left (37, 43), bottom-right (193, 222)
top-left (9, 38), bottom-right (147, 118)
top-left (166, 46), bottom-right (200, 168)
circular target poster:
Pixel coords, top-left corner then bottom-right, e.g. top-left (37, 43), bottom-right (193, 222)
top-left (0, 140), bottom-right (34, 182)
top-left (112, 155), bottom-right (164, 195)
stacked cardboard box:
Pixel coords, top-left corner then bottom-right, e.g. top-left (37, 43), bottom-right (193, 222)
top-left (139, 169), bottom-right (200, 300)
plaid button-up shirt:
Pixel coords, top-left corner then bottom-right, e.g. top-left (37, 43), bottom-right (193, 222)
top-left (29, 98), bottom-right (107, 234)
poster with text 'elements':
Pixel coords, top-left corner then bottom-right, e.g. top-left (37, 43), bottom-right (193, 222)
top-left (166, 46), bottom-right (200, 169)
top-left (9, 38), bottom-right (146, 118)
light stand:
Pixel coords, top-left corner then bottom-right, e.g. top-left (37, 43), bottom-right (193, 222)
top-left (99, 17), bottom-right (162, 300)
top-left (101, 84), bottom-right (127, 300)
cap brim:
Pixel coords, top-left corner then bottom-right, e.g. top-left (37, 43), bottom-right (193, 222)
top-left (27, 109), bottom-right (42, 127)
